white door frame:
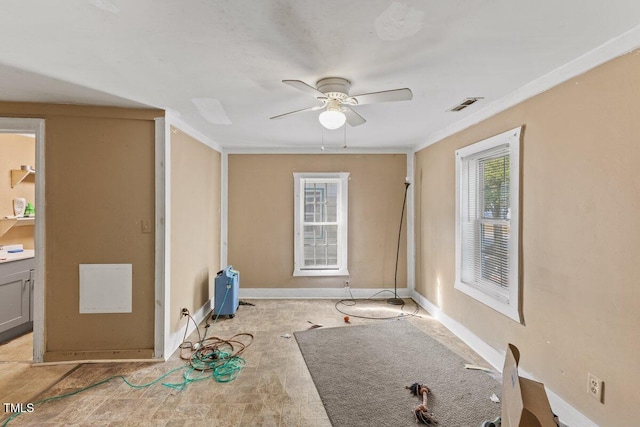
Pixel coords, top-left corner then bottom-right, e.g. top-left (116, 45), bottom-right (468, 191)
top-left (154, 117), bottom-right (168, 359)
top-left (0, 117), bottom-right (45, 362)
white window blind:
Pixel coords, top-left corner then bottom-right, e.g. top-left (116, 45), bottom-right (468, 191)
top-left (455, 127), bottom-right (521, 322)
top-left (302, 180), bottom-right (340, 268)
top-left (460, 144), bottom-right (511, 298)
top-left (294, 172), bottom-right (349, 276)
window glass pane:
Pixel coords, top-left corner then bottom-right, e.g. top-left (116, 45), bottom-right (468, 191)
top-left (304, 184), bottom-right (316, 221)
top-left (320, 245), bottom-right (328, 266)
top-left (326, 183), bottom-right (338, 203)
top-left (303, 246), bottom-right (315, 266)
top-left (302, 181), bottom-right (340, 224)
top-left (327, 244), bottom-right (338, 265)
top-left (304, 184), bottom-right (316, 203)
top-left (460, 220), bottom-right (477, 283)
top-left (304, 183), bottom-right (333, 223)
top-left (303, 225), bottom-right (322, 240)
top-left (479, 223), bottom-right (509, 287)
top-left (481, 155), bottom-right (510, 220)
top-left (325, 225), bottom-right (337, 245)
top-left (326, 203), bottom-right (337, 222)
top-left (316, 185), bottom-right (325, 222)
top-left (302, 224), bottom-right (338, 267)
top-left (304, 203), bottom-right (314, 222)
top-left (316, 225), bottom-right (328, 245)
top-left (326, 183), bottom-right (338, 222)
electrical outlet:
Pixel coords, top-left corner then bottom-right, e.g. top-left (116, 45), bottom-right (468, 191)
top-left (181, 308), bottom-right (189, 317)
top-left (587, 372), bottom-right (603, 402)
top-left (344, 280), bottom-right (350, 288)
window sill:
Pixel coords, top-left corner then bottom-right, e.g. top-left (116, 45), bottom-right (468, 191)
top-left (454, 280), bottom-right (522, 323)
top-left (293, 268), bottom-right (350, 277)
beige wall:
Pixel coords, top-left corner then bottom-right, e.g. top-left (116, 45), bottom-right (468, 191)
top-left (414, 51), bottom-right (640, 426)
top-left (228, 154), bottom-right (407, 289)
top-left (170, 127), bottom-right (220, 332)
top-left (0, 133), bottom-right (35, 249)
top-left (0, 102), bottom-right (160, 361)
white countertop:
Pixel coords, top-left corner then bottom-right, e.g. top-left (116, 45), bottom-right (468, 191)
top-left (0, 249), bottom-right (35, 264)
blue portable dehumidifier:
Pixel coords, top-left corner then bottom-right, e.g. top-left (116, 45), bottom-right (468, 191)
top-left (214, 266), bottom-right (239, 318)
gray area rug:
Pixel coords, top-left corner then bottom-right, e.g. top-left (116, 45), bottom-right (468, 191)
top-left (295, 320), bottom-right (501, 427)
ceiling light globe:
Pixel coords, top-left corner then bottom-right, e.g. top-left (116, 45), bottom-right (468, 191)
top-left (319, 110), bottom-right (346, 130)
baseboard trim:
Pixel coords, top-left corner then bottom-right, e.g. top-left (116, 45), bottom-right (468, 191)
top-left (43, 349), bottom-right (154, 362)
top-left (165, 298), bottom-right (213, 360)
top-left (411, 290), bottom-right (598, 427)
top-left (37, 359), bottom-right (163, 366)
top-left (411, 290), bottom-right (505, 370)
top-left (239, 287), bottom-right (411, 299)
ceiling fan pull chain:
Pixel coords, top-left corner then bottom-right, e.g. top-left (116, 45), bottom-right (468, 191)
top-left (343, 123), bottom-right (348, 149)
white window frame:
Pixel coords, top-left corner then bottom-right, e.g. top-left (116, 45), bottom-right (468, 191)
top-left (454, 127), bottom-right (522, 323)
top-left (293, 172), bottom-right (349, 277)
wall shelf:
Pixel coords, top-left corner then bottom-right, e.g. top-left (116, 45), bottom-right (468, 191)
top-left (11, 169), bottom-right (35, 188)
top-left (0, 217), bottom-right (35, 237)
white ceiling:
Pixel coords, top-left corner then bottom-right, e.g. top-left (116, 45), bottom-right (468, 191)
top-left (1, 1), bottom-right (639, 149)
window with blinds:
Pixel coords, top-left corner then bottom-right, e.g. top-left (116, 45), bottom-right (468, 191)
top-left (293, 172), bottom-right (349, 276)
top-left (455, 127), bottom-right (522, 322)
top-left (460, 145), bottom-right (511, 295)
top-left (303, 181), bottom-right (339, 268)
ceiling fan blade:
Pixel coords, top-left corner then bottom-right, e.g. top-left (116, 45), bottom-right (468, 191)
top-left (350, 88), bottom-right (413, 105)
top-left (270, 104), bottom-right (324, 120)
top-left (343, 106), bottom-right (366, 127)
top-left (282, 80), bottom-right (327, 98)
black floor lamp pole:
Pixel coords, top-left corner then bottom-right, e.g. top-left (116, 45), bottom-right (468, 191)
top-left (388, 181), bottom-right (411, 305)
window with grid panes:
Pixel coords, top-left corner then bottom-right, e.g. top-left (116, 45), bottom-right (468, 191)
top-left (455, 127), bottom-right (522, 322)
top-left (293, 172), bottom-right (349, 276)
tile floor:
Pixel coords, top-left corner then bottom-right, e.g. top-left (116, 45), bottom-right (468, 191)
top-left (0, 299), bottom-right (492, 426)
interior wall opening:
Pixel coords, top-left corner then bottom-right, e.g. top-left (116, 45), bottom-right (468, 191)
top-left (0, 131), bottom-right (36, 362)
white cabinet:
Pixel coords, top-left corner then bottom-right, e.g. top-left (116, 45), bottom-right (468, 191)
top-left (0, 258), bottom-right (34, 343)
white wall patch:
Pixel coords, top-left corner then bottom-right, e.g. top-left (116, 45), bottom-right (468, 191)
top-left (79, 264), bottom-right (132, 313)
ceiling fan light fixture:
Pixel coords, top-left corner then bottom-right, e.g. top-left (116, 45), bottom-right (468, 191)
top-left (319, 110), bottom-right (346, 129)
top-left (273, 77), bottom-right (411, 129)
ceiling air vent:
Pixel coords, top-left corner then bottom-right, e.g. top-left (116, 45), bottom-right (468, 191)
top-left (448, 97), bottom-right (484, 112)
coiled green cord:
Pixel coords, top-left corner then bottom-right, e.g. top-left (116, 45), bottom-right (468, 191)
top-left (190, 350), bottom-right (246, 383)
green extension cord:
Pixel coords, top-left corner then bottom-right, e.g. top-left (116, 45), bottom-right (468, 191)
top-left (2, 356), bottom-right (244, 426)
top-left (3, 286), bottom-right (246, 426)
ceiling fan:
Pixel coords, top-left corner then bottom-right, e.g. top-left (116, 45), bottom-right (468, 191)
top-left (270, 77), bottom-right (413, 130)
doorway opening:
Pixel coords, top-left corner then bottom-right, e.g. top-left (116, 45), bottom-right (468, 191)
top-left (0, 118), bottom-right (45, 363)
